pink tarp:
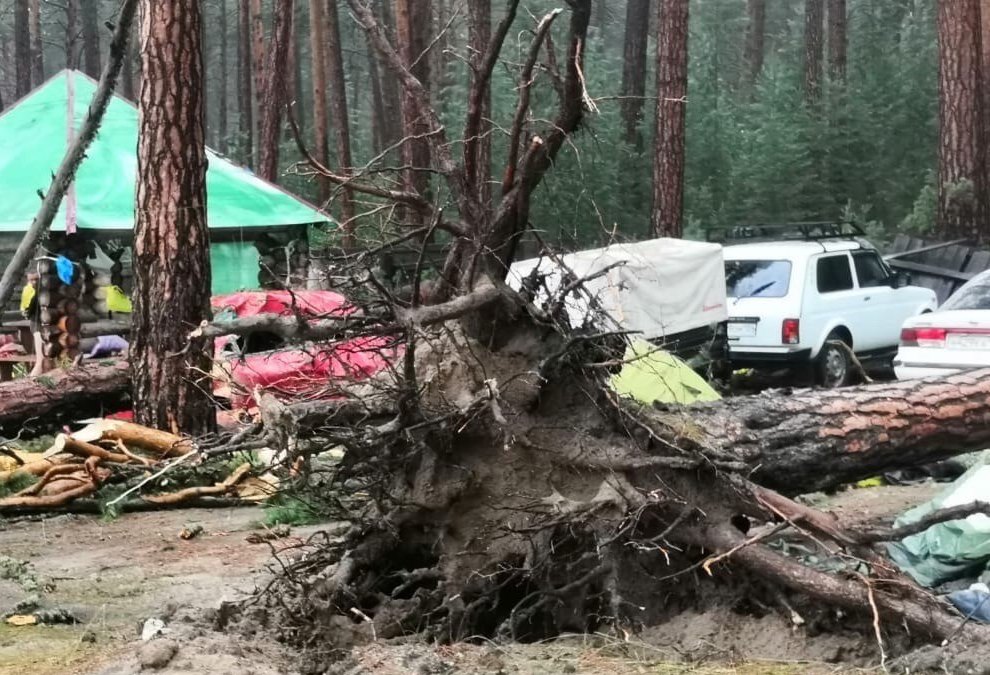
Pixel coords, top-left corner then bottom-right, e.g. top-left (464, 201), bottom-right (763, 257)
top-left (211, 290), bottom-right (355, 319)
top-left (224, 336), bottom-right (399, 409)
top-left (211, 291), bottom-right (398, 409)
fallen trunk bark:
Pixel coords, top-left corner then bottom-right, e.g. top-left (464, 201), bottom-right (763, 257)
top-left (645, 368), bottom-right (990, 495)
top-left (0, 359), bottom-right (129, 433)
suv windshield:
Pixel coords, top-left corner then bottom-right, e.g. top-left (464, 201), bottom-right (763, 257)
top-left (942, 274), bottom-right (990, 310)
top-left (725, 260), bottom-right (792, 298)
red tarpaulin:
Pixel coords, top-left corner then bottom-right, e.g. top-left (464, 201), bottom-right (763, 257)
top-left (211, 290), bottom-right (356, 318)
top-left (210, 291), bottom-right (398, 409)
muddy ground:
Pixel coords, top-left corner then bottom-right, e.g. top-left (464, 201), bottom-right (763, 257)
top-left (0, 483), bottom-right (944, 675)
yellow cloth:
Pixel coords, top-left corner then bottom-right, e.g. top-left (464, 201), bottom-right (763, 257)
top-left (19, 284), bottom-right (34, 313)
top-left (611, 340), bottom-right (721, 405)
top-left (106, 285), bottom-right (132, 313)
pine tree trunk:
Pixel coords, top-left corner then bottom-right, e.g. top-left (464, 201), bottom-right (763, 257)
top-left (257, 0), bottom-right (292, 183)
top-left (937, 0), bottom-right (989, 242)
top-left (467, 0), bottom-right (492, 206)
top-left (367, 34), bottom-right (387, 154)
top-left (218, 0), bottom-right (229, 153)
top-left (309, 0), bottom-right (330, 203)
top-left (394, 0), bottom-right (433, 226)
top-left (290, 4), bottom-right (304, 132)
top-left (80, 0), bottom-right (101, 79)
top-left (29, 0), bottom-right (43, 86)
top-left (650, 0), bottom-right (688, 239)
top-left (827, 0), bottom-right (846, 81)
top-left (238, 0), bottom-right (254, 165)
top-left (620, 0), bottom-right (650, 148)
top-left (250, 0), bottom-right (266, 168)
top-left (14, 0), bottom-right (31, 98)
top-left (326, 0), bottom-right (356, 237)
top-left (804, 0), bottom-right (824, 103)
top-left (132, 0), bottom-right (213, 436)
top-left (744, 0), bottom-right (765, 87)
top-left (378, 0), bottom-right (404, 148)
top-left (65, 0), bottom-right (79, 69)
top-left (981, 0), bottom-right (990, 145)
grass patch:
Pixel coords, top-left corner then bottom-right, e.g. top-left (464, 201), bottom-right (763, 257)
top-left (0, 472), bottom-right (37, 498)
top-left (260, 494), bottom-right (327, 527)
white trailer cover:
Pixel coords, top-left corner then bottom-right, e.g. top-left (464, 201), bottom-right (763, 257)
top-left (508, 238), bottom-right (727, 340)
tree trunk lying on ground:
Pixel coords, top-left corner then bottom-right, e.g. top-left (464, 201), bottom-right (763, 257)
top-left (645, 368), bottom-right (990, 495)
top-left (0, 359), bottom-right (128, 434)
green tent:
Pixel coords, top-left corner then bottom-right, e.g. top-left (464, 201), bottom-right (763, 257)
top-left (0, 70), bottom-right (333, 293)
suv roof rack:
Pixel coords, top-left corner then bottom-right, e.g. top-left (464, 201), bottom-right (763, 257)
top-left (705, 221), bottom-right (866, 244)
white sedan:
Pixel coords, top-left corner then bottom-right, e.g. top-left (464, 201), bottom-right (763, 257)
top-left (894, 269), bottom-right (990, 380)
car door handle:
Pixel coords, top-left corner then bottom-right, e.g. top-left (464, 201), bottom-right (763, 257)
top-left (864, 296), bottom-right (871, 301)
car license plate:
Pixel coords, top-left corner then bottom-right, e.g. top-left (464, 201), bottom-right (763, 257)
top-left (727, 321), bottom-right (757, 338)
top-left (946, 333), bottom-right (990, 350)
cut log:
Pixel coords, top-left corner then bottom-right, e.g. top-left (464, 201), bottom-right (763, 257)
top-left (0, 359), bottom-right (129, 433)
top-left (72, 418), bottom-right (195, 457)
top-left (645, 368), bottom-right (990, 495)
top-left (79, 319), bottom-right (130, 338)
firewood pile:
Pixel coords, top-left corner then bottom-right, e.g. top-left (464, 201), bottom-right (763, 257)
top-left (0, 418), bottom-right (273, 513)
top-left (35, 258), bottom-right (83, 362)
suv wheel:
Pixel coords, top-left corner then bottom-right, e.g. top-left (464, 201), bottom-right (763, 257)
top-left (816, 333), bottom-right (851, 388)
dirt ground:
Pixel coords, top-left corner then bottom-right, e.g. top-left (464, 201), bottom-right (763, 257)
top-left (0, 484), bottom-right (948, 675)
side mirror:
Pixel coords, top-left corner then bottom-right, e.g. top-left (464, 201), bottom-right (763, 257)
top-left (890, 271), bottom-right (910, 288)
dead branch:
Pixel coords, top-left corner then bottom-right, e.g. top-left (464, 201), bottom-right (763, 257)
top-left (855, 501), bottom-right (990, 544)
top-left (464, 0), bottom-right (521, 188)
top-left (504, 10), bottom-right (563, 194)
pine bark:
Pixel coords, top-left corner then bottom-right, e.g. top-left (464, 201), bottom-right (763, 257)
top-left (367, 35), bottom-right (387, 154)
top-left (238, 0), bottom-right (253, 164)
top-left (674, 368), bottom-right (990, 495)
top-left (250, 0), bottom-right (266, 167)
top-left (650, 0), bottom-right (688, 239)
top-left (744, 0), bottom-right (765, 87)
top-left (132, 0), bottom-right (214, 435)
top-left (310, 0), bottom-right (330, 203)
top-left (290, 3), bottom-right (304, 131)
top-left (257, 0), bottom-right (293, 183)
top-left (29, 0), bottom-right (43, 86)
top-left (394, 0), bottom-right (433, 225)
top-left (80, 0), bottom-right (101, 79)
top-left (804, 0), bottom-right (824, 103)
top-left (467, 0), bottom-right (492, 206)
top-left (0, 361), bottom-right (128, 433)
top-left (218, 0), bottom-right (230, 153)
top-left (378, 0), bottom-right (404, 148)
top-left (827, 0), bottom-right (846, 81)
top-left (620, 0), bottom-right (651, 148)
top-left (981, 0), bottom-right (990, 146)
top-left (65, 0), bottom-right (79, 69)
top-left (326, 0), bottom-right (356, 236)
top-left (14, 0), bottom-right (31, 98)
top-left (937, 0), bottom-right (989, 242)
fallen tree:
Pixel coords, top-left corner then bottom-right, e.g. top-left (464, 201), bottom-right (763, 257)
top-left (0, 359), bottom-right (129, 434)
top-left (638, 369), bottom-right (990, 495)
top-left (172, 1), bottom-right (990, 670)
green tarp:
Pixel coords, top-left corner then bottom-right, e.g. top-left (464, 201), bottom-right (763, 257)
top-left (0, 70), bottom-right (331, 232)
top-left (610, 340), bottom-right (721, 405)
top-left (888, 454), bottom-right (990, 588)
top-left (211, 242), bottom-right (261, 295)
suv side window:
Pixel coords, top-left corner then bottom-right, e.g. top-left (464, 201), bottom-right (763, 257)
top-left (816, 255), bottom-right (853, 293)
top-left (852, 251), bottom-right (889, 288)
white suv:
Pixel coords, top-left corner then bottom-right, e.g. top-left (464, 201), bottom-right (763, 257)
top-left (723, 237), bottom-right (937, 386)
